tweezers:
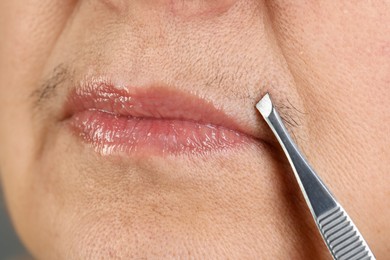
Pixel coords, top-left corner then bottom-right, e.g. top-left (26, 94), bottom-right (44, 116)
top-left (256, 93), bottom-right (375, 260)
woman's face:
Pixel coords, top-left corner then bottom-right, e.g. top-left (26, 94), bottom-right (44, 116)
top-left (0, 0), bottom-right (389, 258)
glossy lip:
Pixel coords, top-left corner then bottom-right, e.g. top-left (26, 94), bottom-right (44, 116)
top-left (63, 83), bottom-right (257, 156)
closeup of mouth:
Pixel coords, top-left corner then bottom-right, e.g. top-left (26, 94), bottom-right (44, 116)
top-left (63, 83), bottom-right (256, 156)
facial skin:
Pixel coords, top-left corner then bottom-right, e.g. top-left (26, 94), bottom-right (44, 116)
top-left (0, 0), bottom-right (389, 259)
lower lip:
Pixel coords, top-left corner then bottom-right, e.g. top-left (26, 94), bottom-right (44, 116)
top-left (68, 110), bottom-right (250, 156)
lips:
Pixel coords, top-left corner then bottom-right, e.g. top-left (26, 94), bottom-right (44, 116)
top-left (63, 83), bottom-right (254, 156)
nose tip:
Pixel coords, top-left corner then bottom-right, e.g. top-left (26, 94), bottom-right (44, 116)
top-left (100, 0), bottom-right (238, 19)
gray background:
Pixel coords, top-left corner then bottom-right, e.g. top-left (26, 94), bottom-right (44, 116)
top-left (0, 188), bottom-right (29, 259)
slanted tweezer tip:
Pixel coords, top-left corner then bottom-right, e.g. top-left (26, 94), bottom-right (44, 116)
top-left (256, 93), bottom-right (273, 118)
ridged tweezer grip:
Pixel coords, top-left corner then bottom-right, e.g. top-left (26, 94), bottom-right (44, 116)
top-left (318, 206), bottom-right (373, 260)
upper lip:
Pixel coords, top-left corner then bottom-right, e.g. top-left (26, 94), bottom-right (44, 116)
top-left (62, 81), bottom-right (267, 142)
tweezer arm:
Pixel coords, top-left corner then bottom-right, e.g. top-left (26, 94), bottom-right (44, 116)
top-left (262, 101), bottom-right (336, 217)
top-left (256, 94), bottom-right (375, 260)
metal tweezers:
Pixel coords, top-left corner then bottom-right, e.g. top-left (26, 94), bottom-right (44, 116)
top-left (256, 93), bottom-right (375, 260)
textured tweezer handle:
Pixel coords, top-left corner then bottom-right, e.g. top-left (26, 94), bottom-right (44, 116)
top-left (318, 206), bottom-right (373, 260)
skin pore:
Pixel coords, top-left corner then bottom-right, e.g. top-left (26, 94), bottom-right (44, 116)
top-left (0, 0), bottom-right (389, 259)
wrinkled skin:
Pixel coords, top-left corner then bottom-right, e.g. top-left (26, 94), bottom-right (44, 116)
top-left (0, 0), bottom-right (389, 259)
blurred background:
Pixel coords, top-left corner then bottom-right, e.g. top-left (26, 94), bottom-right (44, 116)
top-left (0, 188), bottom-right (29, 259)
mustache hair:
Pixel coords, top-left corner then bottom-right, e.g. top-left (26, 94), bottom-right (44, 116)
top-left (31, 64), bottom-right (70, 108)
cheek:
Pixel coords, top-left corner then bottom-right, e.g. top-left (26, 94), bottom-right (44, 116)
top-left (0, 0), bottom-right (77, 72)
top-left (269, 0), bottom-right (390, 93)
top-left (0, 0), bottom-right (77, 256)
top-left (268, 0), bottom-right (390, 138)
